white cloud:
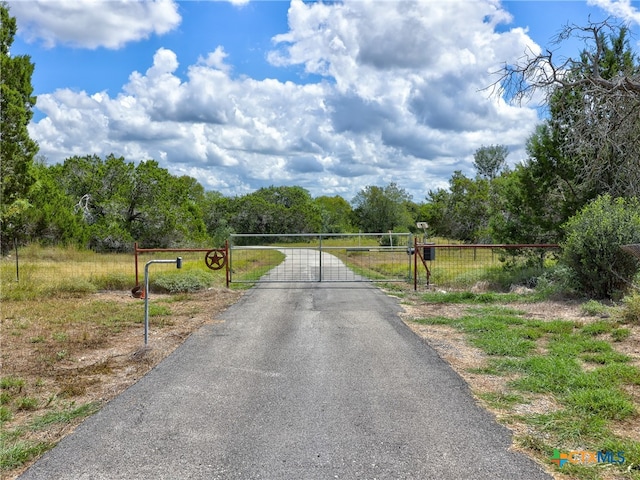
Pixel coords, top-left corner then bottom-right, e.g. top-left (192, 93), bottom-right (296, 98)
top-left (27, 0), bottom-right (543, 200)
top-left (198, 46), bottom-right (232, 74)
top-left (8, 0), bottom-right (181, 49)
top-left (587, 0), bottom-right (640, 25)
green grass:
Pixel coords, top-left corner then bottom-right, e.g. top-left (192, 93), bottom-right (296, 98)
top-left (27, 402), bottom-right (101, 430)
top-left (227, 249), bottom-right (286, 282)
top-left (0, 441), bottom-right (53, 472)
top-left (0, 406), bottom-right (12, 423)
top-left (409, 297), bottom-right (640, 479)
top-left (612, 328), bottom-right (632, 342)
top-left (0, 376), bottom-right (25, 392)
top-left (15, 397), bottom-right (39, 412)
top-left (581, 320), bottom-right (614, 336)
top-left (0, 402), bottom-right (100, 472)
top-left (420, 290), bottom-right (527, 304)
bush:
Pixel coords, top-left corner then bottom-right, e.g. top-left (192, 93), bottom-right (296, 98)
top-left (534, 264), bottom-right (580, 298)
top-left (621, 293), bottom-right (640, 324)
top-left (152, 269), bottom-right (215, 293)
top-left (562, 195), bottom-right (640, 299)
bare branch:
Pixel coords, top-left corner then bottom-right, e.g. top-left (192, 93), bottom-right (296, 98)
top-left (488, 18), bottom-right (640, 104)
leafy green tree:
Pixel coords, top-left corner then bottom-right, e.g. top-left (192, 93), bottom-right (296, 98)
top-left (227, 194), bottom-right (274, 236)
top-left (0, 3), bottom-right (38, 252)
top-left (351, 183), bottom-right (413, 233)
top-left (199, 190), bottom-right (232, 247)
top-left (110, 159), bottom-right (208, 248)
top-left (490, 21), bottom-right (640, 247)
top-left (489, 125), bottom-right (583, 243)
top-left (23, 162), bottom-right (86, 246)
top-left (423, 172), bottom-right (490, 242)
top-left (50, 155), bottom-right (209, 251)
top-left (473, 145), bottom-right (508, 180)
top-left (253, 186), bottom-right (322, 234)
top-left (314, 195), bottom-right (353, 233)
top-left (226, 186), bottom-right (321, 239)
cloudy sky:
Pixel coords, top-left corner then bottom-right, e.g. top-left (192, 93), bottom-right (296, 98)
top-left (7, 0), bottom-right (640, 201)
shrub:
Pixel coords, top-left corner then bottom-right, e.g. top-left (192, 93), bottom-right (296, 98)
top-left (621, 293), bottom-right (640, 325)
top-left (152, 269), bottom-right (215, 293)
top-left (562, 195), bottom-right (640, 299)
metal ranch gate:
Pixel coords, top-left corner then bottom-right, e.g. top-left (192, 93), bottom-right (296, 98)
top-left (228, 233), bottom-right (413, 284)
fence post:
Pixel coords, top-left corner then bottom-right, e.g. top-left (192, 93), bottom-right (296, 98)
top-left (319, 235), bottom-right (323, 282)
top-left (134, 242), bottom-right (139, 286)
top-left (14, 237), bottom-right (19, 282)
top-left (414, 237), bottom-right (418, 291)
top-left (225, 239), bottom-right (230, 288)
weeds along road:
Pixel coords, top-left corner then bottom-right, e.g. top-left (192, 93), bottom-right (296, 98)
top-left (19, 250), bottom-right (551, 480)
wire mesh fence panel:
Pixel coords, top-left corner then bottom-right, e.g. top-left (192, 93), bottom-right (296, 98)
top-left (0, 245), bottom-right (231, 299)
top-left (1, 245), bottom-right (136, 296)
top-left (413, 244), bottom-right (560, 289)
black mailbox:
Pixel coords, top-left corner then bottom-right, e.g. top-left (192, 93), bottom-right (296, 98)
top-left (423, 244), bottom-right (436, 261)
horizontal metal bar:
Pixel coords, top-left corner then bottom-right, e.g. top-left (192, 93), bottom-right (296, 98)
top-left (230, 233), bottom-right (411, 238)
top-left (415, 244), bottom-right (559, 249)
top-left (135, 247), bottom-right (217, 253)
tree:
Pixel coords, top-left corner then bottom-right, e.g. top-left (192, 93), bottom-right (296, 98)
top-left (489, 124), bottom-right (584, 243)
top-left (423, 172), bottom-right (491, 242)
top-left (493, 19), bottom-right (640, 199)
top-left (199, 190), bottom-right (232, 246)
top-left (24, 161), bottom-right (86, 246)
top-left (351, 183), bottom-right (413, 233)
top-left (50, 155), bottom-right (209, 251)
top-left (473, 145), bottom-right (508, 180)
top-left (253, 186), bottom-right (322, 234)
top-left (0, 3), bottom-right (39, 252)
top-left (314, 195), bottom-right (354, 233)
top-left (226, 186), bottom-right (322, 239)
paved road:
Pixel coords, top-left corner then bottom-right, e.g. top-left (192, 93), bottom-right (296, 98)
top-left (20, 250), bottom-right (551, 479)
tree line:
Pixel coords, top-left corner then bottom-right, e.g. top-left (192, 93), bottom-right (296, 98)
top-left (3, 152), bottom-right (422, 251)
top-left (1, 5), bottom-right (639, 297)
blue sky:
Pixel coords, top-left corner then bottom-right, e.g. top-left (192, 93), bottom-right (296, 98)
top-left (7, 0), bottom-right (640, 201)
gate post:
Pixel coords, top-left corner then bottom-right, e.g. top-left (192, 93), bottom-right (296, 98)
top-left (319, 235), bottom-right (323, 282)
top-left (225, 239), bottom-right (230, 288)
top-left (414, 237), bottom-right (418, 291)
